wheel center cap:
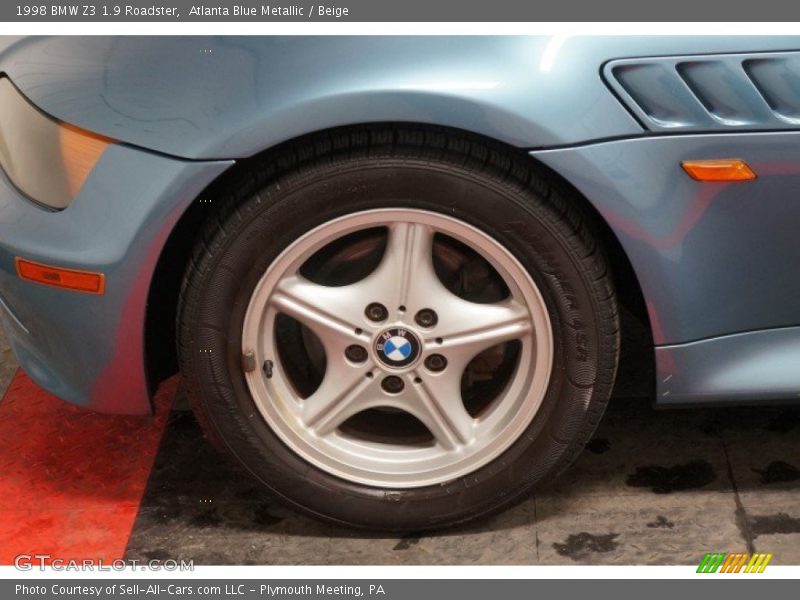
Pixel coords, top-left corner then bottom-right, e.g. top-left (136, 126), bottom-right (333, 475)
top-left (374, 327), bottom-right (421, 368)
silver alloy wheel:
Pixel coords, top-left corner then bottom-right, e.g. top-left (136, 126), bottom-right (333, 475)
top-left (242, 209), bottom-right (553, 488)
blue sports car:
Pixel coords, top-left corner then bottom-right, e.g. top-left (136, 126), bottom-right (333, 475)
top-left (1, 35), bottom-right (800, 530)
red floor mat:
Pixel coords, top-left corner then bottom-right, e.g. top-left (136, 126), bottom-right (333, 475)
top-left (0, 370), bottom-right (175, 565)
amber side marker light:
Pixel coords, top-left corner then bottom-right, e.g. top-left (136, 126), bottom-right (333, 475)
top-left (58, 124), bottom-right (114, 199)
top-left (681, 159), bottom-right (757, 182)
top-left (15, 258), bottom-right (105, 295)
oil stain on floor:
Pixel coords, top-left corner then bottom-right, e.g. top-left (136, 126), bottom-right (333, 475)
top-left (752, 461), bottom-right (800, 485)
top-left (748, 513), bottom-right (800, 538)
top-left (552, 533), bottom-right (620, 561)
top-left (625, 460), bottom-right (717, 494)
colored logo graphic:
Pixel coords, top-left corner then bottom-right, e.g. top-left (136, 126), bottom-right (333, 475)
top-left (384, 337), bottom-right (412, 361)
top-left (697, 552), bottom-right (773, 573)
top-left (375, 328), bottom-right (420, 368)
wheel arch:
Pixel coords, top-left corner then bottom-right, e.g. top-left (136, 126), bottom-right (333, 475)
top-left (144, 123), bottom-right (654, 399)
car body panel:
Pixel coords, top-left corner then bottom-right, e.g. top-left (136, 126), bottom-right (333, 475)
top-left (531, 130), bottom-right (800, 345)
top-left (657, 327), bottom-right (800, 405)
top-left (0, 143), bottom-right (232, 414)
top-left (1, 35), bottom-right (800, 413)
top-left (0, 36), bottom-right (642, 158)
top-left (5, 37), bottom-right (800, 160)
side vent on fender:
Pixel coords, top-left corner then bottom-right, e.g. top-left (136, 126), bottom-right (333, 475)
top-left (605, 52), bottom-right (800, 132)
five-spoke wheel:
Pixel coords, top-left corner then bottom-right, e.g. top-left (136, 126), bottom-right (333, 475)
top-left (242, 210), bottom-right (553, 487)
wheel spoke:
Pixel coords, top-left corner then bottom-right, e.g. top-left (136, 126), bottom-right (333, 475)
top-left (355, 222), bottom-right (441, 316)
top-left (301, 366), bottom-right (377, 436)
top-left (385, 222), bottom-right (438, 309)
top-left (270, 275), bottom-right (366, 347)
top-left (429, 299), bottom-right (532, 365)
top-left (404, 372), bottom-right (475, 449)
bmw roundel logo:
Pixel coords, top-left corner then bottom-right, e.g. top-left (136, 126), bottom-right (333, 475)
top-left (375, 328), bottom-right (421, 368)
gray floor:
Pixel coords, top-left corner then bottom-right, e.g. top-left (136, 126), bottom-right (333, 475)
top-left (1, 329), bottom-right (799, 565)
top-left (124, 391), bottom-right (800, 565)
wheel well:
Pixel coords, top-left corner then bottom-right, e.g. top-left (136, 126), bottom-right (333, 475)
top-left (532, 160), bottom-right (655, 399)
top-left (144, 123), bottom-right (655, 398)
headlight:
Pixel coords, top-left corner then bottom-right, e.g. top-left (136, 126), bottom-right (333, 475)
top-left (0, 76), bottom-right (113, 209)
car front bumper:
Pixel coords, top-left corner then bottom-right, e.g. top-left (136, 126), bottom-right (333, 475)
top-left (0, 143), bottom-right (232, 414)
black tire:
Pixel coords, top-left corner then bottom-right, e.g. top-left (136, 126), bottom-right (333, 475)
top-left (177, 125), bottom-right (619, 531)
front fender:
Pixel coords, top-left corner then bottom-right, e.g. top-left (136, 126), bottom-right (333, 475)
top-left (0, 36), bottom-right (642, 157)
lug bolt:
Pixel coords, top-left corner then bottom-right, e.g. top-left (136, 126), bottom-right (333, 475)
top-left (424, 354), bottom-right (447, 372)
top-left (345, 345), bottom-right (368, 363)
top-left (365, 302), bottom-right (388, 322)
top-left (381, 375), bottom-right (405, 394)
top-left (414, 308), bottom-right (438, 328)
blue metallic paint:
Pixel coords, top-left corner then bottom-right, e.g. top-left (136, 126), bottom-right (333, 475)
top-left (5, 37), bottom-right (800, 159)
top-left (0, 144), bottom-right (232, 414)
top-left (531, 131), bottom-right (800, 345)
top-left (532, 131), bottom-right (800, 405)
top-left (657, 328), bottom-right (800, 405)
top-left (0, 36), bottom-right (642, 156)
top-left (2, 35), bottom-right (800, 412)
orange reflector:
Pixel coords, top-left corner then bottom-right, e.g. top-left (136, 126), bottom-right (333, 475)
top-left (15, 258), bottom-right (105, 295)
top-left (681, 159), bottom-right (756, 182)
top-left (58, 124), bottom-right (113, 199)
